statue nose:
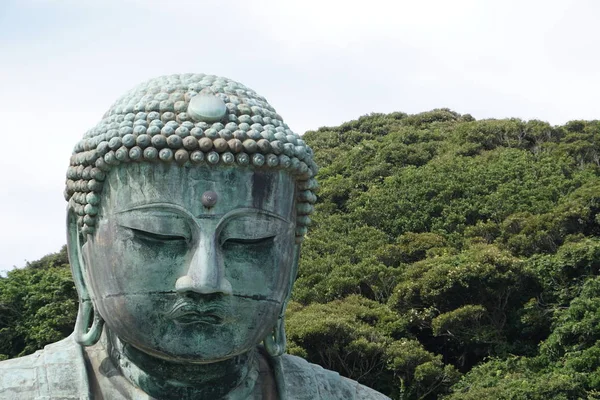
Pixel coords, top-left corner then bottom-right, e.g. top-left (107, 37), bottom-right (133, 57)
top-left (175, 238), bottom-right (232, 295)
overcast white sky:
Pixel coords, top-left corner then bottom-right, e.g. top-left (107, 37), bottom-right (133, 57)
top-left (1, 0), bottom-right (600, 272)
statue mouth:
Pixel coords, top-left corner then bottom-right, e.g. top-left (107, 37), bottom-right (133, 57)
top-left (170, 311), bottom-right (224, 325)
top-left (165, 299), bottom-right (228, 325)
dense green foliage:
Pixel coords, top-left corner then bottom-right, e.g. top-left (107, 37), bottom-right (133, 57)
top-left (290, 111), bottom-right (600, 398)
top-left (0, 246), bottom-right (77, 360)
top-left (2, 110), bottom-right (600, 398)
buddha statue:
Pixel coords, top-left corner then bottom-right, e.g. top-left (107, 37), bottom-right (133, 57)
top-left (0, 74), bottom-right (389, 399)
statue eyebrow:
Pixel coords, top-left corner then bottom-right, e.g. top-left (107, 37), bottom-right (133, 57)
top-left (113, 203), bottom-right (291, 226)
top-left (215, 208), bottom-right (291, 228)
top-left (114, 202), bottom-right (195, 220)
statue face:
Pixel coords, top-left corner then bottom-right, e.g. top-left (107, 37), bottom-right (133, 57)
top-left (81, 163), bottom-right (297, 362)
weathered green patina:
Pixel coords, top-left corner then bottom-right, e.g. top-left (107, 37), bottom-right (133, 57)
top-left (0, 74), bottom-right (389, 399)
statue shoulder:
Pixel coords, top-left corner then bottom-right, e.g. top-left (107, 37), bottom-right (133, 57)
top-left (278, 354), bottom-right (390, 400)
top-left (0, 335), bottom-right (90, 399)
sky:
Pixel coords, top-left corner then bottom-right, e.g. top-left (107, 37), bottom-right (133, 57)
top-left (1, 0), bottom-right (600, 272)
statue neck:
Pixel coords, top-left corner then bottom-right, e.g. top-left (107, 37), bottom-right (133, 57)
top-left (105, 329), bottom-right (260, 399)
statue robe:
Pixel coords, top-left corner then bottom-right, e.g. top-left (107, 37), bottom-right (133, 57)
top-left (0, 335), bottom-right (389, 399)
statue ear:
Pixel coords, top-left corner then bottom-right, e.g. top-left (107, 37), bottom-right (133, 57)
top-left (67, 209), bottom-right (104, 345)
top-left (264, 243), bottom-right (301, 357)
top-left (67, 209), bottom-right (90, 302)
top-left (290, 243), bottom-right (301, 284)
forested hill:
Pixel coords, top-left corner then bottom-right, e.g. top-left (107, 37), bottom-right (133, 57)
top-left (3, 109), bottom-right (600, 399)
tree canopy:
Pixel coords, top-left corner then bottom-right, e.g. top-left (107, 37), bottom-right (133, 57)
top-left (2, 109), bottom-right (600, 398)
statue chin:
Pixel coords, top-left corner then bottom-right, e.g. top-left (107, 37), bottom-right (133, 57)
top-left (104, 319), bottom-right (273, 365)
top-left (0, 73), bottom-right (390, 400)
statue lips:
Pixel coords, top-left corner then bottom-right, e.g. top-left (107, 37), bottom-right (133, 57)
top-left (165, 298), bottom-right (229, 326)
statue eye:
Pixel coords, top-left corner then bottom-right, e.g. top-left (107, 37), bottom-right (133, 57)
top-left (129, 228), bottom-right (188, 243)
top-left (217, 211), bottom-right (289, 247)
top-left (115, 208), bottom-right (192, 244)
top-left (223, 236), bottom-right (275, 246)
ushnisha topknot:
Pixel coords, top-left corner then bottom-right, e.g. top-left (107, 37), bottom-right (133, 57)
top-left (65, 73), bottom-right (318, 242)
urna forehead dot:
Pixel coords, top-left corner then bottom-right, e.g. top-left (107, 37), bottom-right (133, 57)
top-left (201, 191), bottom-right (218, 208)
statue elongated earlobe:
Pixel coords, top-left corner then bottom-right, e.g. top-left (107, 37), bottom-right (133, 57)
top-left (264, 314), bottom-right (287, 357)
top-left (67, 209), bottom-right (104, 346)
top-left (74, 299), bottom-right (104, 346)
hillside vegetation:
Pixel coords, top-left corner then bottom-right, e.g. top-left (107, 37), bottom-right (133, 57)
top-left (3, 110), bottom-right (600, 398)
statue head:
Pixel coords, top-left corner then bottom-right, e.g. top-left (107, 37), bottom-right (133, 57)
top-left (64, 74), bottom-right (318, 363)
